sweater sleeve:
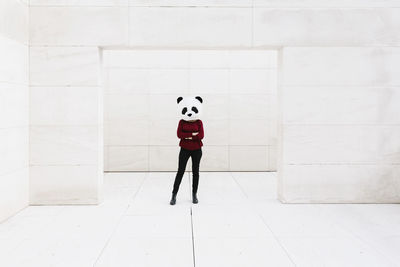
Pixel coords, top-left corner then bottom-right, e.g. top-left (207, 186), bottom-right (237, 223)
top-left (192, 120), bottom-right (204, 141)
top-left (177, 120), bottom-right (193, 139)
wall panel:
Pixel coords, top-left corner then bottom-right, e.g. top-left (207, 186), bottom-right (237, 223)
top-left (279, 47), bottom-right (400, 203)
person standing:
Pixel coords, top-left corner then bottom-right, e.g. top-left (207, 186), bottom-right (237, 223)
top-left (170, 96), bottom-right (204, 205)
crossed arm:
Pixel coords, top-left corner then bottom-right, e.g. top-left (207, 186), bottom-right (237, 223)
top-left (177, 120), bottom-right (204, 141)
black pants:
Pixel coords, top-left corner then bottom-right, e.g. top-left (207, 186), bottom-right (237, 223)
top-left (172, 147), bottom-right (202, 195)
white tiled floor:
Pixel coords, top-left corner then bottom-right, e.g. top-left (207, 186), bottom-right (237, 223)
top-left (1, 172), bottom-right (400, 267)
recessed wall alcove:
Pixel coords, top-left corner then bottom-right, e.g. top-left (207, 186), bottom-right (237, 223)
top-left (100, 48), bottom-right (279, 172)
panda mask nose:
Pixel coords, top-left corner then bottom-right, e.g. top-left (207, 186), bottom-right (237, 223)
top-left (187, 113), bottom-right (192, 117)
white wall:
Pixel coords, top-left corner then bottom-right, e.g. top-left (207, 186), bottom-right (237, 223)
top-left (279, 47), bottom-right (400, 203)
top-left (29, 29), bottom-right (104, 203)
top-left (0, 0), bottom-right (29, 222)
top-left (27, 0), bottom-right (400, 203)
top-left (28, 48), bottom-right (103, 204)
top-left (103, 49), bottom-right (277, 172)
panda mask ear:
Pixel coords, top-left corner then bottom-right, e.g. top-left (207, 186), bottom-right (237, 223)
top-left (177, 97), bottom-right (183, 104)
top-left (195, 96), bottom-right (203, 103)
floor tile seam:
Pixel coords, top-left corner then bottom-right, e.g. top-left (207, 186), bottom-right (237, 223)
top-left (92, 172), bottom-right (149, 267)
top-left (229, 172), bottom-right (297, 266)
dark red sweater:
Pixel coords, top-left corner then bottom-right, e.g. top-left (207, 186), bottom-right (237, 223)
top-left (177, 119), bottom-right (204, 150)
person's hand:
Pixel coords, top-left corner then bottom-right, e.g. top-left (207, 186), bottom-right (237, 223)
top-left (192, 132), bottom-right (199, 136)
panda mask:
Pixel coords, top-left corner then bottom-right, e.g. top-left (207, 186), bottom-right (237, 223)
top-left (177, 96), bottom-right (203, 121)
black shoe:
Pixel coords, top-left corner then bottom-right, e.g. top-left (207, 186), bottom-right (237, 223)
top-left (170, 193), bottom-right (177, 205)
top-left (192, 192), bottom-right (198, 204)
